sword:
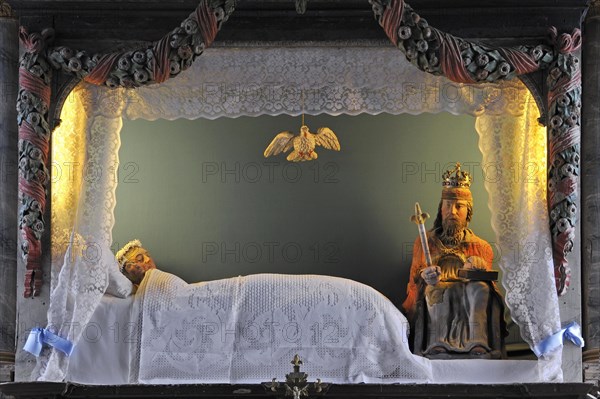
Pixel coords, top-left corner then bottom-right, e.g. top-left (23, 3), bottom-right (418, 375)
top-left (410, 202), bottom-right (432, 266)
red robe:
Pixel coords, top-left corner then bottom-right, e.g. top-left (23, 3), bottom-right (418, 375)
top-left (402, 229), bottom-right (494, 323)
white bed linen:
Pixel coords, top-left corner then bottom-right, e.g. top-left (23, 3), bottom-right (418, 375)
top-left (67, 294), bottom-right (135, 384)
top-left (66, 271), bottom-right (543, 385)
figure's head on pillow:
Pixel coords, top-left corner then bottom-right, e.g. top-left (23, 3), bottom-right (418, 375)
top-left (116, 239), bottom-right (157, 285)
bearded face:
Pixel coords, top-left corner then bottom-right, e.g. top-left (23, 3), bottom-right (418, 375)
top-left (439, 199), bottom-right (470, 246)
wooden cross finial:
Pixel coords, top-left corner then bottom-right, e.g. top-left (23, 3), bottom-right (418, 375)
top-left (291, 354), bottom-right (302, 367)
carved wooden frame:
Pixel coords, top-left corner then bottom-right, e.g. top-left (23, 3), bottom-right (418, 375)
top-left (17, 0), bottom-right (580, 297)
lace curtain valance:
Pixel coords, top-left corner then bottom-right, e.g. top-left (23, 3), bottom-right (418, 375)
top-left (123, 46), bottom-right (528, 119)
top-left (39, 46), bottom-right (561, 382)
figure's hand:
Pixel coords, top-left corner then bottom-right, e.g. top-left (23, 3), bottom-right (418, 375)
top-left (463, 256), bottom-right (487, 270)
top-left (420, 265), bottom-right (441, 286)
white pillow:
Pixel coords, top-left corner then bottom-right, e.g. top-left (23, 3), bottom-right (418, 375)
top-left (105, 259), bottom-right (134, 298)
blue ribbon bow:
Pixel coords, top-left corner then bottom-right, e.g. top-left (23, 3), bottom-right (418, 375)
top-left (23, 327), bottom-right (74, 357)
top-left (533, 321), bottom-right (585, 357)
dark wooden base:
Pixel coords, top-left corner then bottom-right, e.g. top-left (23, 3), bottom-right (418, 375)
top-left (0, 382), bottom-right (594, 399)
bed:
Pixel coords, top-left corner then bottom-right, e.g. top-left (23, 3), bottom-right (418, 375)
top-left (66, 270), bottom-right (542, 385)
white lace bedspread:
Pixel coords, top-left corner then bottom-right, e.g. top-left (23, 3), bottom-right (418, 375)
top-left (129, 270), bottom-right (431, 384)
top-left (66, 271), bottom-right (543, 385)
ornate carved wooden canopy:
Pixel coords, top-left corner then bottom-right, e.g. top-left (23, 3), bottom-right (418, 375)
top-left (8, 0), bottom-right (588, 297)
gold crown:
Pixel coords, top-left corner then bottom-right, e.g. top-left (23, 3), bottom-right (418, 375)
top-left (442, 162), bottom-right (472, 188)
top-left (116, 239), bottom-right (142, 272)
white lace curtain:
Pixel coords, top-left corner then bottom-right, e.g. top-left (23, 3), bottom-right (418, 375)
top-left (41, 46), bottom-right (561, 381)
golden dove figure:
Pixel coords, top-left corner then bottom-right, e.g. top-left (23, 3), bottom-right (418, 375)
top-left (264, 125), bottom-right (341, 162)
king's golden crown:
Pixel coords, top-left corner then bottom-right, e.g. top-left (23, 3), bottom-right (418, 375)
top-left (442, 162), bottom-right (472, 188)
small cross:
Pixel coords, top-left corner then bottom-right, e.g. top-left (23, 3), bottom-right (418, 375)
top-left (291, 354), bottom-right (302, 370)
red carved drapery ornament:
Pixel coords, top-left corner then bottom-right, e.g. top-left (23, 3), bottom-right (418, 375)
top-left (547, 27), bottom-right (582, 295)
top-left (497, 48), bottom-right (541, 75)
top-left (196, 0), bottom-right (218, 48)
top-left (83, 0), bottom-right (219, 87)
top-left (381, 0), bottom-right (404, 47)
top-left (151, 36), bottom-right (172, 84)
top-left (84, 53), bottom-right (121, 86)
top-left (378, 0), bottom-right (542, 84)
top-left (437, 31), bottom-right (476, 84)
top-left (18, 27), bottom-right (53, 297)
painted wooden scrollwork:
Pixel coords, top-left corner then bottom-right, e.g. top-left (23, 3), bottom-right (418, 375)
top-left (47, 0), bottom-right (234, 87)
top-left (17, 27), bottom-right (55, 297)
top-left (370, 0), bottom-right (556, 81)
top-left (546, 27), bottom-right (582, 295)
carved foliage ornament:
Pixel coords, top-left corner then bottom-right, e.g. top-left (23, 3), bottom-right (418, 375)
top-left (17, 27), bottom-right (54, 297)
top-left (370, 0), bottom-right (555, 81)
top-left (48, 0), bottom-right (234, 88)
top-left (546, 27), bottom-right (582, 295)
top-left (17, 0), bottom-right (580, 296)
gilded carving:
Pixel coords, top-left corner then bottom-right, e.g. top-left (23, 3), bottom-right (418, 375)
top-left (0, 0), bottom-right (14, 18)
top-left (264, 125), bottom-right (341, 162)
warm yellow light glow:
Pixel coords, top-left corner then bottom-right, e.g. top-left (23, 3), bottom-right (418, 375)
top-left (475, 82), bottom-right (548, 215)
top-left (51, 85), bottom-right (88, 256)
top-left (524, 93), bottom-right (548, 210)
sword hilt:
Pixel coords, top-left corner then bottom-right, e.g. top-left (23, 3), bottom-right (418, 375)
top-left (410, 202), bottom-right (430, 225)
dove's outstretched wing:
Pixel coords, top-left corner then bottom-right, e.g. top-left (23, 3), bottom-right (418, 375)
top-left (264, 131), bottom-right (295, 157)
top-left (313, 127), bottom-right (341, 151)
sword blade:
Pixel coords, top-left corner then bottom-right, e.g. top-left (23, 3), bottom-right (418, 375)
top-left (411, 202), bottom-right (432, 267)
top-left (416, 222), bottom-right (432, 267)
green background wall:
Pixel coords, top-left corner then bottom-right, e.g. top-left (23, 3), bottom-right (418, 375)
top-left (113, 112), bottom-right (496, 310)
